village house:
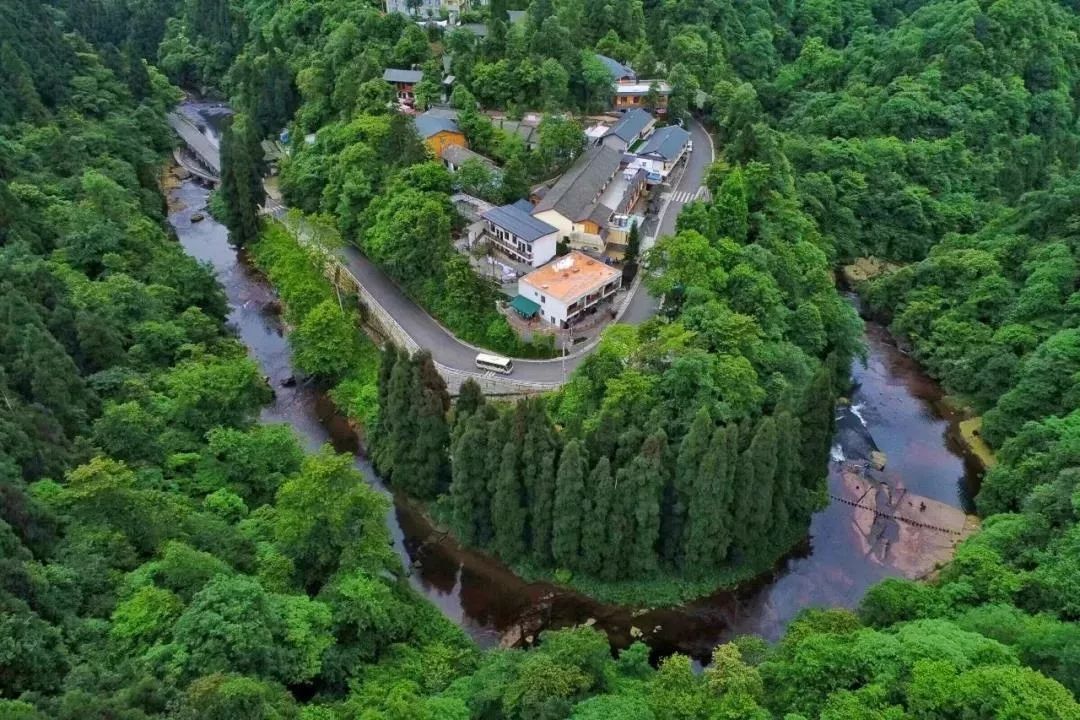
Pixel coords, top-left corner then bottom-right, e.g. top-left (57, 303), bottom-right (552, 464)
top-left (601, 107), bottom-right (656, 152)
top-left (596, 54), bottom-right (672, 114)
top-left (625, 125), bottom-right (692, 182)
top-left (530, 146), bottom-right (624, 254)
top-left (441, 144), bottom-right (499, 174)
top-left (383, 68), bottom-right (424, 104)
top-left (513, 251), bottom-right (622, 328)
top-left (414, 111), bottom-right (467, 156)
top-left (480, 201), bottom-right (559, 268)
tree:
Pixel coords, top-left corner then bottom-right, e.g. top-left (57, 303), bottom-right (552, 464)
top-left (274, 448), bottom-right (392, 591)
top-left (219, 114), bottom-right (265, 248)
top-left (552, 440), bottom-right (587, 568)
top-left (666, 63), bottom-right (699, 123)
top-left (683, 425), bottom-right (735, 572)
top-left (799, 363), bottom-right (834, 492)
top-left (579, 457), bottom-right (612, 575)
top-left (537, 116), bottom-right (586, 176)
top-left (492, 441), bottom-right (528, 561)
top-left (539, 58), bottom-right (570, 110)
top-left (624, 220), bottom-right (641, 267)
top-left (449, 413), bottom-right (493, 546)
top-left (666, 407), bottom-right (711, 565)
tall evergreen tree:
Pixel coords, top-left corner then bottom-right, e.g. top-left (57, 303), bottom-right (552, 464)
top-left (771, 411), bottom-right (802, 537)
top-left (665, 407), bottom-right (712, 564)
top-left (219, 114), bottom-right (264, 248)
top-left (449, 414), bottom-right (492, 546)
top-left (605, 467), bottom-right (634, 581)
top-left (552, 439), bottom-right (587, 569)
top-left (372, 345), bottom-right (403, 472)
top-left (745, 417), bottom-right (778, 553)
top-left (402, 353), bottom-right (450, 498)
top-left (683, 425), bottom-right (734, 573)
top-left (629, 430), bottom-right (667, 576)
top-left (492, 441), bottom-right (527, 562)
top-left (579, 457), bottom-right (612, 576)
top-left (381, 348), bottom-right (417, 480)
top-left (454, 379), bottom-right (484, 424)
top-left (520, 400), bottom-right (557, 565)
top-left (799, 363), bottom-right (835, 491)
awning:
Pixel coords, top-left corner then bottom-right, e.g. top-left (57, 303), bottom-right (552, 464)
top-left (510, 294), bottom-right (540, 318)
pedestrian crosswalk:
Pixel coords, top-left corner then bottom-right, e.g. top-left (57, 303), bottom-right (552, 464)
top-left (669, 186), bottom-right (710, 204)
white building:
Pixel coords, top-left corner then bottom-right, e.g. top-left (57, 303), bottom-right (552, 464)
top-left (480, 201), bottom-right (558, 267)
top-left (625, 125), bottom-right (691, 181)
top-left (515, 252), bottom-right (622, 328)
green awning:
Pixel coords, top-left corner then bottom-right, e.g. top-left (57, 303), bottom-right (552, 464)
top-left (510, 294), bottom-right (540, 318)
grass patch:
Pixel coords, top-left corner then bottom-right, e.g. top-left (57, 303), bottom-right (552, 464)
top-left (959, 417), bottom-right (997, 470)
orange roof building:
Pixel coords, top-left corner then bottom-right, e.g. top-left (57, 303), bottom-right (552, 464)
top-left (516, 252), bottom-right (622, 328)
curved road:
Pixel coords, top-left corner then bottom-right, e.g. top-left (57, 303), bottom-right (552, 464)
top-left (334, 118), bottom-right (713, 384)
top-left (178, 111), bottom-right (714, 385)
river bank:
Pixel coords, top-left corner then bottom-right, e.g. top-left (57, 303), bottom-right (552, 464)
top-left (168, 175), bottom-right (984, 660)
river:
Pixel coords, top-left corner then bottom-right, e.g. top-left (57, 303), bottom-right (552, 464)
top-left (168, 170), bottom-right (981, 661)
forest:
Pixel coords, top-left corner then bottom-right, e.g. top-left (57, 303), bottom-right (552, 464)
top-left (2, 0), bottom-right (1080, 717)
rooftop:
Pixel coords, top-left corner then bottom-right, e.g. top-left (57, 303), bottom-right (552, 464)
top-left (521, 252), bottom-right (621, 302)
top-left (482, 203), bottom-right (558, 242)
top-left (383, 68), bottom-right (424, 84)
top-left (414, 112), bottom-right (461, 139)
top-left (596, 54), bottom-right (636, 82)
top-left (637, 125), bottom-right (690, 161)
top-left (615, 81), bottom-right (673, 96)
top-left (604, 108), bottom-right (655, 143)
top-left (532, 145), bottom-right (622, 223)
top-left (442, 144), bottom-right (498, 170)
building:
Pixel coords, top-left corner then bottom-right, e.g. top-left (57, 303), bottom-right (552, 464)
top-left (595, 54), bottom-right (672, 114)
top-left (596, 54), bottom-right (637, 84)
top-left (601, 108), bottom-right (656, 151)
top-left (614, 80), bottom-right (672, 114)
top-left (531, 146), bottom-right (624, 253)
top-left (441, 144), bottom-right (499, 173)
top-left (514, 252), bottom-right (622, 327)
top-left (414, 111), bottom-right (467, 156)
top-left (480, 202), bottom-right (559, 267)
top-left (626, 125), bottom-right (691, 180)
top-left (383, 68), bottom-right (424, 104)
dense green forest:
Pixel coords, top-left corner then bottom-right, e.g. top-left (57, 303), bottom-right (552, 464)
top-left (3, 0), bottom-right (1080, 717)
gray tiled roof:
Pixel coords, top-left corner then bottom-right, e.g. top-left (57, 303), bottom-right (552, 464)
top-left (383, 68), bottom-right (424, 84)
top-left (596, 54), bottom-right (636, 81)
top-left (532, 146), bottom-right (622, 223)
top-left (510, 198), bottom-right (534, 213)
top-left (604, 108), bottom-right (654, 143)
top-left (637, 125), bottom-right (690, 161)
top-left (442, 144), bottom-right (498, 170)
top-left (483, 203), bottom-right (558, 242)
top-left (414, 113), bottom-right (461, 139)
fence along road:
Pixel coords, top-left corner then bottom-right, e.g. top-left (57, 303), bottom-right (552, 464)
top-left (175, 113), bottom-right (715, 391)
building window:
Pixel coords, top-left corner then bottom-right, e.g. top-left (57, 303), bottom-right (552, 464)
top-left (540, 295), bottom-right (546, 304)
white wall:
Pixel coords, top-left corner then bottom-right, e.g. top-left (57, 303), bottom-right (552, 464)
top-left (521, 279), bottom-right (571, 325)
top-left (531, 233), bottom-right (557, 267)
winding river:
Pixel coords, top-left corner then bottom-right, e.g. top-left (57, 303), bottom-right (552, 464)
top-left (169, 163), bottom-right (982, 661)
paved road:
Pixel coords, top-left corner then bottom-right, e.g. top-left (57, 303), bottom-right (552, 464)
top-left (182, 112), bottom-right (714, 384)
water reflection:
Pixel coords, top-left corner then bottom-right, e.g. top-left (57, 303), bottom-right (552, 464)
top-left (169, 177), bottom-right (979, 661)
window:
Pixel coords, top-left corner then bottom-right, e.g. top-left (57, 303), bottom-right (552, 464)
top-left (540, 295), bottom-right (546, 304)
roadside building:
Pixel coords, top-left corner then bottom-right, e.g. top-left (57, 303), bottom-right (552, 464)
top-left (383, 68), bottom-right (424, 104)
top-left (531, 145), bottom-right (624, 254)
top-left (414, 111), bottom-right (467, 156)
top-left (626, 125), bottom-right (691, 181)
top-left (441, 144), bottom-right (499, 173)
top-left (480, 202), bottom-right (559, 267)
top-left (515, 252), bottom-right (622, 328)
top-left (596, 54), bottom-right (637, 84)
top-left (601, 108), bottom-right (656, 151)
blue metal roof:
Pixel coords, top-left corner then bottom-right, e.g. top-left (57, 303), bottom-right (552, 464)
top-left (414, 113), bottom-right (461, 139)
top-left (482, 203), bottom-right (558, 242)
top-left (596, 54), bottom-right (636, 81)
top-left (637, 125), bottom-right (690, 162)
top-left (605, 108), bottom-right (654, 143)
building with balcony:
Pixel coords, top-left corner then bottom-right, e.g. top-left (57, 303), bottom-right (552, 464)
top-left (480, 202), bottom-right (558, 267)
top-left (625, 125), bottom-right (691, 181)
top-left (515, 252), bottom-right (622, 327)
top-left (383, 68), bottom-right (424, 104)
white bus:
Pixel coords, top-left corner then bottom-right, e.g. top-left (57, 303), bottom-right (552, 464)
top-left (475, 353), bottom-right (514, 374)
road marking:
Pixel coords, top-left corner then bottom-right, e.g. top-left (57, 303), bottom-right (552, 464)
top-left (695, 186), bottom-right (711, 201)
top-left (670, 190), bottom-right (698, 204)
